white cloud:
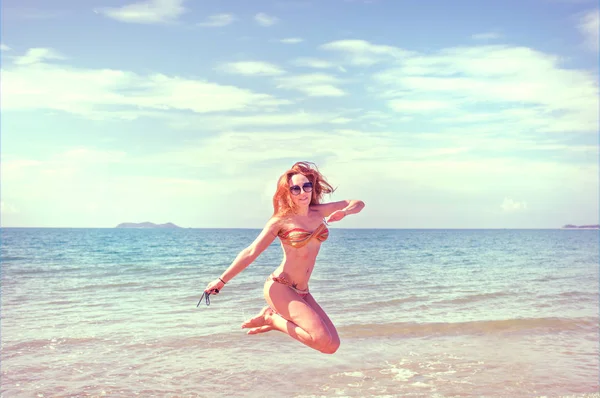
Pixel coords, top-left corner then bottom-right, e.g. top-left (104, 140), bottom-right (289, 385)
top-left (3, 127), bottom-right (597, 227)
top-left (95, 0), bottom-right (186, 24)
top-left (217, 61), bottom-right (285, 76)
top-left (500, 198), bottom-right (528, 213)
top-left (330, 117), bottom-right (353, 124)
top-left (255, 12), bottom-right (279, 26)
top-left (280, 38), bottom-right (303, 44)
top-left (275, 73), bottom-right (346, 97)
top-left (198, 13), bottom-right (235, 27)
top-left (382, 46), bottom-right (566, 78)
top-left (359, 110), bottom-right (393, 120)
top-left (0, 201), bottom-right (19, 215)
top-left (4, 28), bottom-right (599, 228)
top-left (13, 48), bottom-right (65, 65)
top-left (1, 153), bottom-right (224, 227)
top-left (472, 32), bottom-right (502, 40)
top-left (388, 99), bottom-right (455, 113)
top-left (1, 43), bottom-right (11, 51)
top-left (291, 57), bottom-right (336, 69)
top-left (320, 39), bottom-right (411, 65)
top-left (2, 51), bottom-right (290, 119)
top-left (148, 130), bottom-right (353, 171)
top-left (373, 45), bottom-right (599, 133)
top-left (144, 130), bottom-right (598, 195)
top-left (1, 158), bottom-right (44, 193)
top-left (62, 148), bottom-right (127, 163)
top-left (578, 9), bottom-right (599, 52)
top-left (169, 111), bottom-right (352, 130)
top-left (433, 106), bottom-right (598, 134)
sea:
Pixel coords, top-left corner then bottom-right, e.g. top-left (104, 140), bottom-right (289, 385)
top-left (1, 227), bottom-right (598, 398)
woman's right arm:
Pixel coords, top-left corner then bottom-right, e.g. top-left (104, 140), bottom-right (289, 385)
top-left (204, 217), bottom-right (280, 293)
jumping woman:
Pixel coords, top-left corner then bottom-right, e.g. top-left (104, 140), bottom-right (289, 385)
top-left (202, 161), bottom-right (365, 354)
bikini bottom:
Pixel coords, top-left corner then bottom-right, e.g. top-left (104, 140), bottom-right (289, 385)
top-left (266, 273), bottom-right (309, 298)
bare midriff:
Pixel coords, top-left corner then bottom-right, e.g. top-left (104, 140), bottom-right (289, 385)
top-left (270, 241), bottom-right (322, 291)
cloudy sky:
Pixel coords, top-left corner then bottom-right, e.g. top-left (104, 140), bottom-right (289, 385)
top-left (1, 0), bottom-right (598, 229)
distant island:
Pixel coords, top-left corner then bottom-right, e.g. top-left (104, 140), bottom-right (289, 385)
top-left (561, 224), bottom-right (599, 229)
top-left (116, 222), bottom-right (182, 229)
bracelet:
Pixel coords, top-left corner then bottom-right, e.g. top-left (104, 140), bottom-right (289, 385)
top-left (219, 277), bottom-right (227, 284)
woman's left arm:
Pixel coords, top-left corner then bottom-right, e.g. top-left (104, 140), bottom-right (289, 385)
top-left (340, 199), bottom-right (365, 216)
top-left (316, 199), bottom-right (365, 222)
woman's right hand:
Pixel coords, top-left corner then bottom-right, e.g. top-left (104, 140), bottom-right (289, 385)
top-left (204, 278), bottom-right (226, 295)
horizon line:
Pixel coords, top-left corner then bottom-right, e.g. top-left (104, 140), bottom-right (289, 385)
top-left (1, 226), bottom-right (598, 230)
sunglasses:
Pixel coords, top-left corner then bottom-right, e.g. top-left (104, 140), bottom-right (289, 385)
top-left (289, 182), bottom-right (313, 196)
top-left (196, 289), bottom-right (218, 307)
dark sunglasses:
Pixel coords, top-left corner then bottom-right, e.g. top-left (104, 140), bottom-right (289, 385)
top-left (196, 289), bottom-right (218, 307)
top-left (289, 182), bottom-right (313, 196)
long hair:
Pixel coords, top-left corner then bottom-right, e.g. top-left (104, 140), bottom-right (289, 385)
top-left (272, 161), bottom-right (335, 217)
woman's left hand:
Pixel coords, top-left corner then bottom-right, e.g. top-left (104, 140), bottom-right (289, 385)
top-left (325, 210), bottom-right (347, 223)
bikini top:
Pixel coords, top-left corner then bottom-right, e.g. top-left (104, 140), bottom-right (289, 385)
top-left (278, 220), bottom-right (329, 249)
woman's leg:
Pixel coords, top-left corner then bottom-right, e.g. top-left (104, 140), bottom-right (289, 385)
top-left (303, 293), bottom-right (340, 354)
top-left (241, 281), bottom-right (335, 353)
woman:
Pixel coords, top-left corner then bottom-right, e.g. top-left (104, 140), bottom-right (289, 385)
top-left (203, 161), bottom-right (365, 354)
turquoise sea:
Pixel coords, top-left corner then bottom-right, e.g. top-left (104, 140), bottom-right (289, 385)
top-left (1, 228), bottom-right (598, 397)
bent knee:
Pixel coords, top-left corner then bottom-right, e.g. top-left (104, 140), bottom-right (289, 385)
top-left (313, 329), bottom-right (340, 354)
top-left (319, 339), bottom-right (340, 354)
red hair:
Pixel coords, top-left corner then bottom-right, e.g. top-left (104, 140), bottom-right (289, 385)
top-left (272, 161), bottom-right (335, 217)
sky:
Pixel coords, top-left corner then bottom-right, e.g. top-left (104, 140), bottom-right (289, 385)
top-left (1, 0), bottom-right (599, 229)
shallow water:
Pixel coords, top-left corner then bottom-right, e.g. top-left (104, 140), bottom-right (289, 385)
top-left (1, 228), bottom-right (598, 397)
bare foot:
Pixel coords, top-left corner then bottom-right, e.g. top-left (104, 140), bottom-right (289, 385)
top-left (241, 306), bottom-right (273, 329)
top-left (247, 325), bottom-right (274, 335)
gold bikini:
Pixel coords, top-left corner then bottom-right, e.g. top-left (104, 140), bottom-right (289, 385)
top-left (266, 220), bottom-right (330, 298)
top-left (277, 222), bottom-right (329, 249)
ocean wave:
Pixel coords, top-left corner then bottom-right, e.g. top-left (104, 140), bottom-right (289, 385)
top-left (353, 296), bottom-right (427, 310)
top-left (535, 291), bottom-right (599, 303)
top-left (339, 317), bottom-right (599, 338)
top-left (0, 256), bottom-right (29, 262)
top-left (557, 291), bottom-right (599, 299)
top-left (4, 266), bottom-right (86, 275)
top-left (4, 337), bottom-right (103, 353)
top-left (432, 291), bottom-right (513, 305)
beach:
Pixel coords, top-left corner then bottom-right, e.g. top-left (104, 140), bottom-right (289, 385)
top-left (1, 228), bottom-right (598, 397)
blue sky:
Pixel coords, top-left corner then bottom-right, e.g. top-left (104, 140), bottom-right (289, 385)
top-left (1, 0), bottom-right (598, 228)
